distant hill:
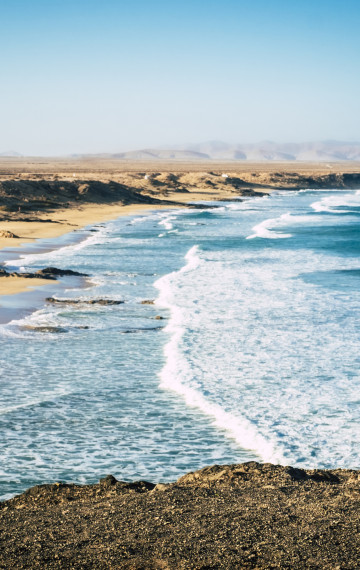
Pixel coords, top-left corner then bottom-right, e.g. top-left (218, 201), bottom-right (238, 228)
top-left (73, 141), bottom-right (360, 161)
top-left (3, 143), bottom-right (360, 161)
top-left (0, 151), bottom-right (23, 157)
top-left (113, 149), bottom-right (211, 160)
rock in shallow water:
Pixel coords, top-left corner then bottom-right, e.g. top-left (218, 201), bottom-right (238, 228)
top-left (35, 267), bottom-right (88, 277)
top-left (46, 297), bottom-right (124, 305)
top-left (21, 325), bottom-right (68, 333)
top-left (0, 266), bottom-right (88, 280)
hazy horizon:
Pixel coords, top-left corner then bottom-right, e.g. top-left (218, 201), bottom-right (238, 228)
top-left (1, 0), bottom-right (359, 156)
top-left (3, 139), bottom-right (360, 159)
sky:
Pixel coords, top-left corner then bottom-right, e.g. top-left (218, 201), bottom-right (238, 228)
top-left (0, 0), bottom-right (360, 155)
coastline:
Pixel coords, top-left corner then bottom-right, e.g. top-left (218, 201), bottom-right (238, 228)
top-left (0, 203), bottom-right (175, 297)
top-left (0, 180), bottom-right (271, 297)
top-left (1, 162), bottom-right (360, 301)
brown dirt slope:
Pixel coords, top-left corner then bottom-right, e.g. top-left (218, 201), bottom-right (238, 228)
top-left (1, 462), bottom-right (359, 569)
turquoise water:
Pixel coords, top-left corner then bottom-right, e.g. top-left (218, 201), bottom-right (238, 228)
top-left (1, 188), bottom-right (360, 499)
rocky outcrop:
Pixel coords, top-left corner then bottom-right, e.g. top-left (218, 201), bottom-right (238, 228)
top-left (1, 461), bottom-right (359, 568)
top-left (0, 266), bottom-right (88, 280)
top-left (21, 326), bottom-right (68, 333)
top-left (21, 325), bottom-right (90, 333)
top-left (0, 230), bottom-right (18, 238)
top-left (46, 297), bottom-right (124, 305)
top-left (35, 267), bottom-right (87, 277)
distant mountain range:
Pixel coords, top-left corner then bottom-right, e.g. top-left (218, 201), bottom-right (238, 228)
top-left (2, 142), bottom-right (360, 161)
top-left (73, 141), bottom-right (360, 161)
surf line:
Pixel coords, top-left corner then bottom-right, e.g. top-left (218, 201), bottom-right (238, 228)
top-left (154, 245), bottom-right (285, 464)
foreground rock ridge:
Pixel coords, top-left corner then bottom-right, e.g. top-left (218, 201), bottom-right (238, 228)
top-left (1, 462), bottom-right (359, 569)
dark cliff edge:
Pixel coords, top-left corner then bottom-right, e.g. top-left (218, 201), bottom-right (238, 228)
top-left (0, 179), bottom-right (179, 215)
top-left (1, 462), bottom-right (359, 569)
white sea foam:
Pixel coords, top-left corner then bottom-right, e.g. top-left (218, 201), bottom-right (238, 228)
top-left (155, 230), bottom-right (360, 468)
top-left (5, 225), bottom-right (110, 268)
top-left (129, 211), bottom-right (170, 225)
top-left (246, 212), bottom-right (293, 239)
top-left (130, 215), bottom-right (147, 225)
top-left (311, 191), bottom-right (360, 213)
top-left (154, 246), bottom-right (283, 463)
top-left (225, 196), bottom-right (270, 211)
top-left (159, 215), bottom-right (175, 231)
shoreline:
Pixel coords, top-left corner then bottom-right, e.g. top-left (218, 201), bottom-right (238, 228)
top-left (0, 202), bottom-right (181, 297)
top-left (1, 163), bottom-right (360, 301)
top-left (0, 176), bottom-right (273, 298)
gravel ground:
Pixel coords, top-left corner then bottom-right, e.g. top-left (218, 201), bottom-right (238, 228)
top-left (1, 462), bottom-right (359, 569)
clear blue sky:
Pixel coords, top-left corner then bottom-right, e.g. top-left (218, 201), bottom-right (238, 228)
top-left (1, 0), bottom-right (359, 155)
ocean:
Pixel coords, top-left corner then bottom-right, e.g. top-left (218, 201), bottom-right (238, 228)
top-left (0, 188), bottom-right (360, 500)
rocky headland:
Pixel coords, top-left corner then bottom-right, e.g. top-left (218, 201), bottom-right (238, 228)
top-left (1, 462), bottom-right (359, 568)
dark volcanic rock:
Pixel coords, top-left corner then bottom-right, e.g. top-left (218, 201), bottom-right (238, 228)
top-left (0, 268), bottom-right (56, 280)
top-left (46, 297), bottom-right (124, 305)
top-left (17, 272), bottom-right (56, 280)
top-left (35, 267), bottom-right (88, 277)
top-left (1, 461), bottom-right (359, 569)
top-left (0, 267), bottom-right (88, 280)
top-left (21, 325), bottom-right (68, 333)
top-left (120, 326), bottom-right (164, 333)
